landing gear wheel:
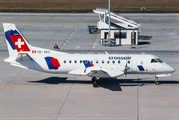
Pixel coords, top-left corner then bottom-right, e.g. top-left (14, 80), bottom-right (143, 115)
top-left (92, 76), bottom-right (97, 82)
top-left (92, 77), bottom-right (99, 88)
top-left (155, 81), bottom-right (159, 85)
top-left (93, 81), bottom-right (99, 88)
top-left (155, 77), bottom-right (159, 85)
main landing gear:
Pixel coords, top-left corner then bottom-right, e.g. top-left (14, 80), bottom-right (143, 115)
top-left (92, 76), bottom-right (99, 88)
top-left (155, 76), bottom-right (159, 85)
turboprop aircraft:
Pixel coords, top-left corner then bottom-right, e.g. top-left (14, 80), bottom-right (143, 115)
top-left (3, 23), bottom-right (175, 87)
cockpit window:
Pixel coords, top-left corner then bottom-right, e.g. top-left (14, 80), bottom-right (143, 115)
top-left (151, 59), bottom-right (158, 63)
top-left (151, 58), bottom-right (163, 63)
top-left (157, 58), bottom-right (163, 63)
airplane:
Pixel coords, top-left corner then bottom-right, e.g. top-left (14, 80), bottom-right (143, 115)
top-left (3, 23), bottom-right (175, 87)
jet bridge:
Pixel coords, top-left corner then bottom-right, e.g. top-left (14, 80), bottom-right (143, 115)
top-left (93, 8), bottom-right (141, 46)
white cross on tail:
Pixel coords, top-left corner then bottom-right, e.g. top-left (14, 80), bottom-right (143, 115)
top-left (15, 38), bottom-right (24, 48)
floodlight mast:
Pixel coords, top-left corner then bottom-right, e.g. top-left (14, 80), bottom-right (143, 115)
top-left (108, 0), bottom-right (111, 39)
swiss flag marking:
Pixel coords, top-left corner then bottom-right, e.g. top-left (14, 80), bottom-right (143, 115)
top-left (32, 50), bottom-right (36, 53)
top-left (50, 58), bottom-right (60, 67)
top-left (9, 35), bottom-right (30, 52)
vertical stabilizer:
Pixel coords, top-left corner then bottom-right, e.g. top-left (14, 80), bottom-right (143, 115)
top-left (3, 23), bottom-right (31, 58)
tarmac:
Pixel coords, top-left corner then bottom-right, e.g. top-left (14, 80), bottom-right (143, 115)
top-left (0, 13), bottom-right (179, 120)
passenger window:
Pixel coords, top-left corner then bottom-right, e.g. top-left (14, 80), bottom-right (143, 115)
top-left (107, 61), bottom-right (110, 64)
top-left (90, 60), bottom-right (93, 63)
top-left (64, 60), bottom-right (66, 63)
top-left (151, 59), bottom-right (158, 63)
top-left (118, 61), bottom-right (120, 64)
top-left (101, 60), bottom-right (104, 64)
top-left (96, 60), bottom-right (98, 64)
top-left (113, 60), bottom-right (115, 64)
top-left (128, 61), bottom-right (130, 64)
top-left (80, 60), bottom-right (82, 63)
top-left (74, 60), bottom-right (77, 63)
top-left (69, 60), bottom-right (72, 63)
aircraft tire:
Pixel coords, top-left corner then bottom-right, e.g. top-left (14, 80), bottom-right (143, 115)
top-left (93, 82), bottom-right (99, 88)
top-left (155, 81), bottom-right (159, 85)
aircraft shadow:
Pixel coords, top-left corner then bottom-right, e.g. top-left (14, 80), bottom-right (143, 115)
top-left (29, 77), bottom-right (122, 91)
top-left (28, 77), bottom-right (179, 91)
top-left (29, 77), bottom-right (91, 84)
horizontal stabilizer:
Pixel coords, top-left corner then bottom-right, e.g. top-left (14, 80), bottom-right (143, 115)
top-left (11, 63), bottom-right (29, 69)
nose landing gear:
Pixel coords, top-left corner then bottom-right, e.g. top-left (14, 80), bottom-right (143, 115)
top-left (155, 76), bottom-right (159, 85)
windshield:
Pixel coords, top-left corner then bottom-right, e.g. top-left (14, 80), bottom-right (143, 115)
top-left (151, 58), bottom-right (163, 63)
top-left (151, 59), bottom-right (158, 63)
top-left (157, 58), bottom-right (163, 63)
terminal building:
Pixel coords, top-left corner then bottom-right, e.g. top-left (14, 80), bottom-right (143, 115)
top-left (93, 8), bottom-right (141, 46)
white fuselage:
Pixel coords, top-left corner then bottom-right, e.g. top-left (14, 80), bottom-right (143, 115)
top-left (17, 52), bottom-right (175, 77)
top-left (3, 23), bottom-right (175, 80)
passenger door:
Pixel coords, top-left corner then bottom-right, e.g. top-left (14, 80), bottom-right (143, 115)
top-left (132, 60), bottom-right (137, 71)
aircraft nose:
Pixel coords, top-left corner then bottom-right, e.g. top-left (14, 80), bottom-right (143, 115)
top-left (168, 65), bottom-right (175, 73)
top-left (171, 67), bottom-right (175, 73)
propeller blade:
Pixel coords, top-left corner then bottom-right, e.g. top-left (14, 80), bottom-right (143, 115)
top-left (124, 55), bottom-right (131, 81)
top-left (125, 66), bottom-right (130, 70)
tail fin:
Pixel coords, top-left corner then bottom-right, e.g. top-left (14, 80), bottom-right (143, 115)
top-left (3, 23), bottom-right (31, 57)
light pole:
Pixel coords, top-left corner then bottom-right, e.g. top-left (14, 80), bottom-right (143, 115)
top-left (108, 0), bottom-right (111, 39)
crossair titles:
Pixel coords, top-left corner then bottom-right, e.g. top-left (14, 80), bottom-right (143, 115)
top-left (109, 56), bottom-right (132, 60)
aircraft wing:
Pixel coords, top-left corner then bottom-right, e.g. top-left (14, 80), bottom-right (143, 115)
top-left (87, 66), bottom-right (125, 78)
top-left (68, 65), bottom-right (125, 78)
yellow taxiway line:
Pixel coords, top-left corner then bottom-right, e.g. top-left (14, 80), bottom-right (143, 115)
top-left (0, 40), bottom-right (4, 44)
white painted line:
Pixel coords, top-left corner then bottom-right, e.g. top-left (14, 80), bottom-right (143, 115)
top-left (0, 118), bottom-right (136, 120)
top-left (56, 118), bottom-right (136, 119)
top-left (59, 29), bottom-right (76, 50)
top-left (76, 46), bottom-right (80, 49)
